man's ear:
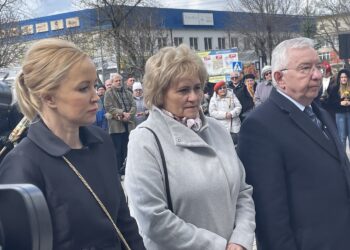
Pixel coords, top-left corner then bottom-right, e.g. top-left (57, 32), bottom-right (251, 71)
top-left (41, 94), bottom-right (57, 108)
top-left (273, 71), bottom-right (286, 90)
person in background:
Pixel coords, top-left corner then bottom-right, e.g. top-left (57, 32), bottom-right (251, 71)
top-left (227, 71), bottom-right (243, 95)
top-left (104, 73), bottom-right (136, 176)
top-left (238, 37), bottom-right (350, 250)
top-left (317, 62), bottom-right (336, 120)
top-left (235, 74), bottom-right (256, 121)
top-left (132, 81), bottom-right (148, 126)
top-left (0, 38), bottom-right (145, 250)
top-left (104, 78), bottom-right (112, 90)
top-left (94, 84), bottom-right (108, 130)
top-left (254, 65), bottom-right (273, 106)
top-left (209, 80), bottom-right (242, 145)
top-left (125, 44), bottom-right (255, 250)
top-left (328, 68), bottom-right (350, 149)
top-left (126, 76), bottom-right (135, 93)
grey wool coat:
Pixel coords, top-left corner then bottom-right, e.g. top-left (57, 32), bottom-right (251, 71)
top-left (124, 107), bottom-right (255, 250)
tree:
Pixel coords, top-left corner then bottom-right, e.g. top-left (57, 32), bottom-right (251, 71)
top-left (76, 0), bottom-right (165, 78)
top-left (227, 0), bottom-right (303, 64)
top-left (314, 0), bottom-right (350, 67)
top-left (300, 0), bottom-right (317, 38)
top-left (0, 0), bottom-right (25, 68)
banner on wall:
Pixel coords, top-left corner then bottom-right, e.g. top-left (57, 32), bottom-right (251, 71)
top-left (197, 48), bottom-right (239, 76)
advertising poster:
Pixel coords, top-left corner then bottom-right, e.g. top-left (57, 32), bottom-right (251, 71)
top-left (66, 17), bottom-right (80, 28)
top-left (36, 22), bottom-right (49, 33)
top-left (50, 20), bottom-right (64, 31)
top-left (21, 25), bottom-right (34, 35)
top-left (197, 48), bottom-right (239, 76)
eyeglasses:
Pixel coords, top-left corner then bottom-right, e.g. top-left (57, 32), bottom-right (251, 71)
top-left (264, 72), bottom-right (272, 76)
top-left (134, 89), bottom-right (142, 92)
top-left (218, 86), bottom-right (227, 90)
top-left (280, 63), bottom-right (322, 75)
top-left (231, 76), bottom-right (239, 79)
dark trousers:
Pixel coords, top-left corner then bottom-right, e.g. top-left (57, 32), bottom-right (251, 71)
top-left (111, 132), bottom-right (129, 175)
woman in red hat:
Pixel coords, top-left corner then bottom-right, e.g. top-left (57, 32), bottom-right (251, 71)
top-left (209, 80), bottom-right (242, 145)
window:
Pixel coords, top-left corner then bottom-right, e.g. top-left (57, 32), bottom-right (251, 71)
top-left (230, 37), bottom-right (238, 48)
top-left (319, 52), bottom-right (330, 61)
top-left (204, 37), bottom-right (212, 50)
top-left (157, 37), bottom-right (167, 49)
top-left (218, 37), bottom-right (226, 49)
top-left (174, 37), bottom-right (183, 46)
top-left (190, 37), bottom-right (198, 50)
top-left (244, 37), bottom-right (251, 50)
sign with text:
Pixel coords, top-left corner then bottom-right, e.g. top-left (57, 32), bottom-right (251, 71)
top-left (197, 48), bottom-right (239, 76)
top-left (183, 12), bottom-right (214, 26)
top-left (21, 25), bottom-right (34, 35)
top-left (36, 22), bottom-right (49, 33)
top-left (66, 17), bottom-right (80, 28)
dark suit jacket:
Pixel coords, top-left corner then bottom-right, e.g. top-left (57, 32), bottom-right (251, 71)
top-left (237, 88), bottom-right (350, 250)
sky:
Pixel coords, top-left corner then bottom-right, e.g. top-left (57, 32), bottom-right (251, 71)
top-left (27, 0), bottom-right (228, 18)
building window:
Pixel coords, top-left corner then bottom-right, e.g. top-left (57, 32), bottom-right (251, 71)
top-left (174, 37), bottom-right (183, 46)
top-left (244, 37), bottom-right (251, 50)
top-left (157, 37), bottom-right (167, 49)
top-left (204, 37), bottom-right (212, 50)
top-left (190, 37), bottom-right (198, 50)
top-left (230, 37), bottom-right (238, 48)
top-left (319, 52), bottom-right (330, 61)
top-left (218, 37), bottom-right (226, 49)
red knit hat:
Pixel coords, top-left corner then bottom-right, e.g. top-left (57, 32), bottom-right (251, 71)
top-left (214, 80), bottom-right (226, 92)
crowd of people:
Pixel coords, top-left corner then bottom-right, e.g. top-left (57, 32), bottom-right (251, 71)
top-left (1, 36), bottom-right (350, 250)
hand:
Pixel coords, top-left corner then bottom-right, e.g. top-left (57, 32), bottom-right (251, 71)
top-left (123, 112), bottom-right (131, 120)
top-left (226, 112), bottom-right (233, 119)
top-left (136, 112), bottom-right (144, 117)
top-left (226, 243), bottom-right (245, 250)
top-left (341, 101), bottom-right (349, 106)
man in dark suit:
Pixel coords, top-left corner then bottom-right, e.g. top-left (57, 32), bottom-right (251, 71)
top-left (237, 37), bottom-right (350, 250)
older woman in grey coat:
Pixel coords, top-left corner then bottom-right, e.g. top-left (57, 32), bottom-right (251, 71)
top-left (124, 44), bottom-right (255, 250)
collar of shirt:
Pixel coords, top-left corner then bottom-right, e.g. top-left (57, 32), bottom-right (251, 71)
top-left (276, 88), bottom-right (305, 111)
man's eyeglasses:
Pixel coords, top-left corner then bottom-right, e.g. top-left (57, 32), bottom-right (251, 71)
top-left (231, 76), bottom-right (239, 79)
top-left (280, 63), bottom-right (322, 75)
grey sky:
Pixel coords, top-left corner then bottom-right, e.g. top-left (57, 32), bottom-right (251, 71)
top-left (27, 0), bottom-right (228, 18)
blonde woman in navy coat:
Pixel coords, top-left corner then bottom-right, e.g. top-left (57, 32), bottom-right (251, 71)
top-left (0, 39), bottom-right (145, 250)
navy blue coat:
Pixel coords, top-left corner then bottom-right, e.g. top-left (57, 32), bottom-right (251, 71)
top-left (0, 119), bottom-right (145, 250)
top-left (237, 88), bottom-right (350, 250)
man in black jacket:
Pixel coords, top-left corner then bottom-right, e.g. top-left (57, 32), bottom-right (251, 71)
top-left (238, 37), bottom-right (350, 250)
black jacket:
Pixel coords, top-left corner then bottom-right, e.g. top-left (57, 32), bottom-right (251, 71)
top-left (238, 88), bottom-right (350, 250)
top-left (0, 119), bottom-right (145, 250)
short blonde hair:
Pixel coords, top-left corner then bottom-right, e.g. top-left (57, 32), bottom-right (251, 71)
top-left (143, 44), bottom-right (208, 109)
top-left (15, 38), bottom-right (89, 120)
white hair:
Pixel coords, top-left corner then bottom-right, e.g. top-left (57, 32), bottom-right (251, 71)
top-left (271, 37), bottom-right (314, 86)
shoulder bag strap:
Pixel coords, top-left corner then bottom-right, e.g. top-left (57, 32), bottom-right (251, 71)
top-left (62, 156), bottom-right (132, 250)
top-left (142, 127), bottom-right (173, 212)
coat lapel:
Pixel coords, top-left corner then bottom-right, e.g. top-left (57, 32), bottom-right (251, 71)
top-left (270, 89), bottom-right (339, 160)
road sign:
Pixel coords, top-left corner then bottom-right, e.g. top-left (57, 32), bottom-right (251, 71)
top-left (232, 61), bottom-right (243, 72)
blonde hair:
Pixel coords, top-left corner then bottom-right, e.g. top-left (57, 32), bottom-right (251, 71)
top-left (143, 44), bottom-right (208, 109)
top-left (15, 38), bottom-right (89, 120)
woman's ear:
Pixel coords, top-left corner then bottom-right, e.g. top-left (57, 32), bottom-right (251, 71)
top-left (41, 94), bottom-right (57, 108)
